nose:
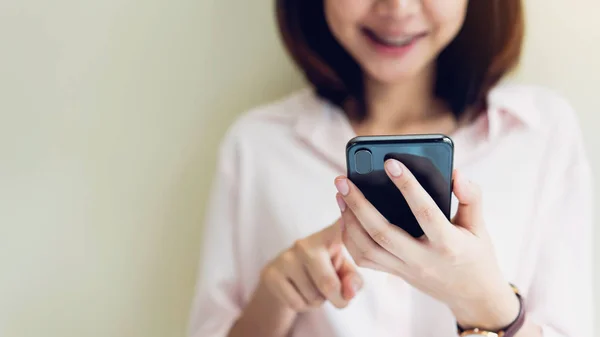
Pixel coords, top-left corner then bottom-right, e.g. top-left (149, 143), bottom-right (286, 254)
top-left (375, 0), bottom-right (420, 18)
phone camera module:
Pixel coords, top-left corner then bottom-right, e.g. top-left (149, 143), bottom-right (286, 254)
top-left (354, 149), bottom-right (373, 174)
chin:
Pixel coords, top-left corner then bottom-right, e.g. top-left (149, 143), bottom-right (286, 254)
top-left (363, 64), bottom-right (425, 85)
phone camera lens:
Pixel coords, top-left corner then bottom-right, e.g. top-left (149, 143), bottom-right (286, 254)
top-left (355, 149), bottom-right (373, 174)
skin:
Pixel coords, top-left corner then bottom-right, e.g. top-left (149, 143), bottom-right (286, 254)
top-left (228, 221), bottom-right (362, 337)
top-left (325, 0), bottom-right (470, 135)
top-left (335, 163), bottom-right (541, 336)
top-left (229, 0), bottom-right (542, 336)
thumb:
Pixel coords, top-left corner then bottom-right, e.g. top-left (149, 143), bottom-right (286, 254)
top-left (337, 257), bottom-right (362, 300)
top-left (452, 170), bottom-right (484, 233)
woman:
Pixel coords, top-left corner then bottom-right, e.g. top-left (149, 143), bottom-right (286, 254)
top-left (188, 0), bottom-right (593, 336)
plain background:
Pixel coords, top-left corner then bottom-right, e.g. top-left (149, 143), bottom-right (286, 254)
top-left (0, 1), bottom-right (598, 336)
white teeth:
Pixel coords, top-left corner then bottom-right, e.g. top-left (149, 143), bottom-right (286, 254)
top-left (379, 36), bottom-right (414, 46)
top-left (365, 29), bottom-right (422, 47)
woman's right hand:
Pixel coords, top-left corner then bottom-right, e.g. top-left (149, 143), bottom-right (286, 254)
top-left (260, 219), bottom-right (363, 312)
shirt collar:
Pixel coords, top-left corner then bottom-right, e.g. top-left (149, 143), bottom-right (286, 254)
top-left (293, 83), bottom-right (541, 170)
top-left (486, 82), bottom-right (541, 137)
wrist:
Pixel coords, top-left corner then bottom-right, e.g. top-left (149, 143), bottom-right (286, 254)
top-left (231, 281), bottom-right (297, 337)
top-left (451, 283), bottom-right (520, 332)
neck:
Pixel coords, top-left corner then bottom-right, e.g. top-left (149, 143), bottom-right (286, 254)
top-left (354, 65), bottom-right (457, 136)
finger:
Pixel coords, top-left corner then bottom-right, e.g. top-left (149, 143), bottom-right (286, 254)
top-left (264, 267), bottom-right (306, 311)
top-left (332, 245), bottom-right (344, 270)
top-left (280, 254), bottom-right (325, 307)
top-left (452, 170), bottom-right (484, 234)
top-left (299, 249), bottom-right (348, 309)
top-left (335, 179), bottom-right (423, 259)
top-left (341, 203), bottom-right (408, 271)
top-left (337, 258), bottom-right (362, 300)
top-left (343, 234), bottom-right (393, 274)
top-left (315, 217), bottom-right (343, 249)
top-left (387, 153), bottom-right (449, 196)
top-left (279, 278), bottom-right (309, 311)
top-left (383, 159), bottom-right (450, 243)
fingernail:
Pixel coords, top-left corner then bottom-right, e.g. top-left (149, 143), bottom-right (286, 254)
top-left (352, 278), bottom-right (362, 293)
top-left (336, 194), bottom-right (346, 212)
top-left (385, 159), bottom-right (403, 177)
top-left (335, 178), bottom-right (350, 196)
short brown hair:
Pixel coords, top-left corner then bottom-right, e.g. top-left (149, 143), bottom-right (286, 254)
top-left (275, 0), bottom-right (524, 121)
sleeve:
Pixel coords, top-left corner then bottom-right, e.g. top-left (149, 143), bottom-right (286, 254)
top-left (187, 133), bottom-right (244, 337)
top-left (525, 122), bottom-right (595, 337)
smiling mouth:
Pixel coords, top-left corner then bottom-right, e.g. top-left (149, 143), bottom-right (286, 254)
top-left (363, 28), bottom-right (427, 47)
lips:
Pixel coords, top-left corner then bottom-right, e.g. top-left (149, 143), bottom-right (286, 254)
top-left (363, 28), bottom-right (427, 48)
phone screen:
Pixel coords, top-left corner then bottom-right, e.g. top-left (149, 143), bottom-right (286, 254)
top-left (346, 136), bottom-right (453, 238)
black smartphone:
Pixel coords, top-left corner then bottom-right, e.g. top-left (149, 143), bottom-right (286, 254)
top-left (345, 134), bottom-right (454, 238)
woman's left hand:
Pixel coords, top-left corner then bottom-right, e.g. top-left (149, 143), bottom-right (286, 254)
top-left (334, 158), bottom-right (520, 331)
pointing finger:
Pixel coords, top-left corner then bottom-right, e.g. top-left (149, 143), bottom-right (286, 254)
top-left (384, 159), bottom-right (451, 243)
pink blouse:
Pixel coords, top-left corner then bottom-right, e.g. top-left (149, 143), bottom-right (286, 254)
top-left (187, 83), bottom-right (594, 337)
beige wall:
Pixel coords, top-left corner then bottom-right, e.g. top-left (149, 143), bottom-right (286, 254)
top-left (0, 1), bottom-right (597, 336)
